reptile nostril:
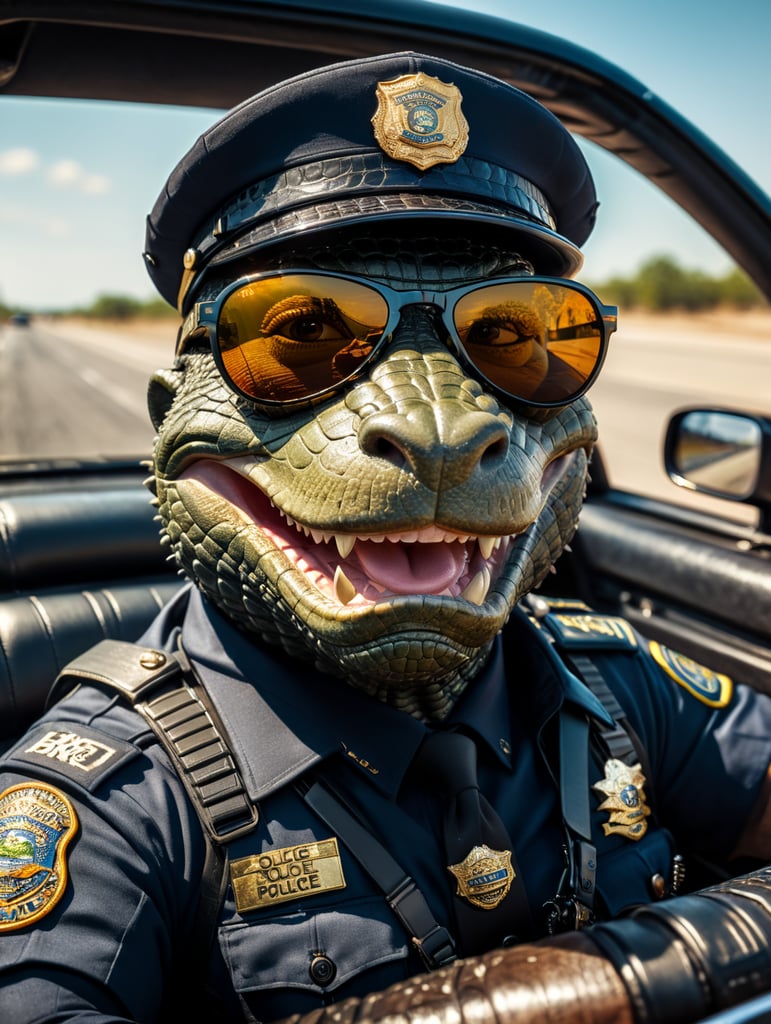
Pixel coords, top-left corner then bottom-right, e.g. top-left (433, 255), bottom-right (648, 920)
top-left (366, 433), bottom-right (409, 468)
top-left (480, 434), bottom-right (509, 467)
top-left (358, 405), bottom-right (510, 491)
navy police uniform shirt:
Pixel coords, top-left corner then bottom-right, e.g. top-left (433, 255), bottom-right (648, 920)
top-left (0, 585), bottom-right (770, 1022)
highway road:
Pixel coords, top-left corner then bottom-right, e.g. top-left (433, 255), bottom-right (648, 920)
top-left (0, 318), bottom-right (170, 461)
top-left (588, 312), bottom-right (771, 520)
top-left (2, 312), bottom-right (769, 521)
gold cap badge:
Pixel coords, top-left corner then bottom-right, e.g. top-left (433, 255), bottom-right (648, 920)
top-left (448, 843), bottom-right (514, 910)
top-left (372, 73), bottom-right (469, 170)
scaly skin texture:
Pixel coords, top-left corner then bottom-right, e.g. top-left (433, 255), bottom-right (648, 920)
top-left (147, 238), bottom-right (597, 719)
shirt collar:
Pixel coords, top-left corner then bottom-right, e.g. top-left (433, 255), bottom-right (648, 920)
top-left (445, 639), bottom-right (514, 769)
top-left (179, 588), bottom-right (427, 801)
top-left (157, 588), bottom-right (611, 804)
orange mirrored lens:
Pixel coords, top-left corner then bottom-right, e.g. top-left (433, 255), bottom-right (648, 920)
top-left (453, 281), bottom-right (602, 403)
top-left (218, 275), bottom-right (388, 402)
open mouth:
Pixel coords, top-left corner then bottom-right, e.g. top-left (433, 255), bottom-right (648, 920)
top-left (177, 452), bottom-right (574, 608)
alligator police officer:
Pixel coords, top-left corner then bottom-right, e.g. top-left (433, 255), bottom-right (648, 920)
top-left (1, 52), bottom-right (771, 1024)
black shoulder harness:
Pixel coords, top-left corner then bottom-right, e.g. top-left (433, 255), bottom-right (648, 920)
top-left (52, 638), bottom-right (258, 843)
top-left (520, 595), bottom-right (657, 931)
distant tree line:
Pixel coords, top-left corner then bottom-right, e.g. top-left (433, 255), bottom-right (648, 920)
top-left (589, 255), bottom-right (765, 311)
top-left (0, 294), bottom-right (176, 321)
top-left (1, 255), bottom-right (767, 321)
top-left (67, 295), bottom-right (177, 320)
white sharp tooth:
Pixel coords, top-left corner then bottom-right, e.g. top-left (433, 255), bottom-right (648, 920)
top-left (310, 529), bottom-right (325, 545)
top-left (478, 536), bottom-right (496, 560)
top-left (460, 566), bottom-right (491, 606)
top-left (334, 565), bottom-right (358, 606)
top-left (336, 534), bottom-right (356, 558)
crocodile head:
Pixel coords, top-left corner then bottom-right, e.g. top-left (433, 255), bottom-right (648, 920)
top-left (147, 235), bottom-right (597, 719)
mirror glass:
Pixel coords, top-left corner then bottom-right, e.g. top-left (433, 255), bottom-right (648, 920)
top-left (669, 410), bottom-right (762, 498)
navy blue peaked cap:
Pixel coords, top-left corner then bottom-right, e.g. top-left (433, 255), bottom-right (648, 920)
top-left (144, 51), bottom-right (598, 311)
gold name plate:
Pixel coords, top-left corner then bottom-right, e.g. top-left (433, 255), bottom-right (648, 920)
top-left (230, 838), bottom-right (346, 913)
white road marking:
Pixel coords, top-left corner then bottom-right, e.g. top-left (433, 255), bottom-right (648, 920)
top-left (79, 366), bottom-right (144, 414)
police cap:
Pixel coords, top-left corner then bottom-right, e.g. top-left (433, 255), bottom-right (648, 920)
top-left (144, 51), bottom-right (598, 312)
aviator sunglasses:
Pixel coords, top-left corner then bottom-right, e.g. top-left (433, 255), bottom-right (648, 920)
top-left (177, 270), bottom-right (618, 411)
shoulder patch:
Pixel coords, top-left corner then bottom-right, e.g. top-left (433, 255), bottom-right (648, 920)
top-left (649, 641), bottom-right (733, 708)
top-left (0, 782), bottom-right (78, 931)
top-left (5, 722), bottom-right (141, 792)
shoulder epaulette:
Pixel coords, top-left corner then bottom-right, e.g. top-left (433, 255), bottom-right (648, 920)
top-left (523, 595), bottom-right (650, 772)
top-left (524, 595), bottom-right (638, 652)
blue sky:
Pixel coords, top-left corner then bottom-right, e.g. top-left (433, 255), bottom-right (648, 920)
top-left (1, 0), bottom-right (769, 310)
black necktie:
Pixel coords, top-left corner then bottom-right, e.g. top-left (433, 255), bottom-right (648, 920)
top-left (413, 729), bottom-right (532, 954)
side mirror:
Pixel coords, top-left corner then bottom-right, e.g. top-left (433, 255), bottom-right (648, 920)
top-left (664, 408), bottom-right (771, 532)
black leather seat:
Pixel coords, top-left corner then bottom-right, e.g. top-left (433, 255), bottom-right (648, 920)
top-left (0, 479), bottom-right (183, 746)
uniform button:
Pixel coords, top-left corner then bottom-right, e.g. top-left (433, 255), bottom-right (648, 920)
top-left (139, 650), bottom-right (166, 670)
top-left (309, 954), bottom-right (336, 986)
top-left (650, 873), bottom-right (667, 899)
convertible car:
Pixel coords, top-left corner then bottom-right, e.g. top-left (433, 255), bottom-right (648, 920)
top-left (0, 2), bottom-right (769, 1022)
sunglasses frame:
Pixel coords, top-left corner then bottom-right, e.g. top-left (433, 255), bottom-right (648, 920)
top-left (177, 269), bottom-right (618, 414)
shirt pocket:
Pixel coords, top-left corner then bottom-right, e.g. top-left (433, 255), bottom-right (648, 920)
top-left (595, 826), bottom-right (676, 917)
top-left (219, 894), bottom-right (410, 1018)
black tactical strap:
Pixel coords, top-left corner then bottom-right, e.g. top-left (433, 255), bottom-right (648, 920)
top-left (55, 638), bottom-right (259, 844)
top-left (52, 638), bottom-right (258, 1002)
top-left (566, 653), bottom-right (640, 767)
top-left (299, 777), bottom-right (457, 971)
top-left (559, 708), bottom-right (592, 841)
top-left (544, 706), bottom-right (597, 932)
top-left (139, 677), bottom-right (258, 844)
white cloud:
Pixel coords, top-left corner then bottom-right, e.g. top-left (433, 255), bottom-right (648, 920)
top-left (0, 148), bottom-right (39, 175)
top-left (46, 158), bottom-right (111, 194)
top-left (47, 159), bottom-right (82, 186)
top-left (82, 173), bottom-right (111, 195)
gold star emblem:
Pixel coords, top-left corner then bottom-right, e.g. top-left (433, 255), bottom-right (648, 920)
top-left (592, 758), bottom-right (651, 841)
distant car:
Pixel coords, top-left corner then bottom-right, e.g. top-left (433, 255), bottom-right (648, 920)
top-left (0, 3), bottom-right (769, 1023)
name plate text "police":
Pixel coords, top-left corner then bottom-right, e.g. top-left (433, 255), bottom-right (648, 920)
top-left (230, 839), bottom-right (346, 912)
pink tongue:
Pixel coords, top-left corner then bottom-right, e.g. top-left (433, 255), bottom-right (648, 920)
top-left (355, 540), bottom-right (466, 595)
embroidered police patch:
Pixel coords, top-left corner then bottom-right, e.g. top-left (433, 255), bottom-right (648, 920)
top-left (0, 782), bottom-right (78, 931)
top-left (649, 641), bottom-right (733, 707)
